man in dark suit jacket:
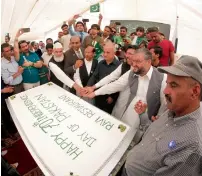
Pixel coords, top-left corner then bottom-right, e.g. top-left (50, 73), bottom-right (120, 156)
top-left (64, 36), bottom-right (85, 80)
top-left (64, 36), bottom-right (85, 94)
top-left (73, 46), bottom-right (98, 88)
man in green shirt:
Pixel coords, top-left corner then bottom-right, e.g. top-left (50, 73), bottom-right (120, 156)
top-left (14, 29), bottom-right (43, 90)
top-left (114, 26), bottom-right (131, 46)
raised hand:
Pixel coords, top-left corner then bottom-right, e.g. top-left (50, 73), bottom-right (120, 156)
top-left (74, 60), bottom-right (83, 69)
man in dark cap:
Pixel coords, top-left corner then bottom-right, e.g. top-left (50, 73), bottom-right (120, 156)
top-left (122, 55), bottom-right (202, 176)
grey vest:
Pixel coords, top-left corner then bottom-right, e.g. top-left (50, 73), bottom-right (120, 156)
top-left (126, 67), bottom-right (164, 120)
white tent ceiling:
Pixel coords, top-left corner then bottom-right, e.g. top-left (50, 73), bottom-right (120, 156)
top-left (1, 0), bottom-right (202, 61)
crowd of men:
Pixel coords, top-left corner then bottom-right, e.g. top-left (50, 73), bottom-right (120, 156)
top-left (1, 13), bottom-right (202, 176)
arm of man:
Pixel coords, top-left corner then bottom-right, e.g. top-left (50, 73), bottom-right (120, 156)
top-left (95, 64), bottom-right (122, 88)
top-left (1, 68), bottom-right (19, 85)
top-left (49, 62), bottom-right (75, 88)
top-left (73, 68), bottom-right (83, 87)
top-left (68, 24), bottom-right (77, 36)
top-left (94, 70), bottom-right (130, 96)
top-left (33, 61), bottom-right (43, 68)
top-left (98, 14), bottom-right (103, 27)
top-left (14, 29), bottom-right (24, 61)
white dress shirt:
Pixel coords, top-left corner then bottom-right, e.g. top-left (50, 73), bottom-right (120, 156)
top-left (41, 52), bottom-right (53, 65)
top-left (49, 62), bottom-right (75, 88)
top-left (73, 59), bottom-right (93, 87)
top-left (1, 56), bottom-right (23, 85)
top-left (95, 66), bottom-right (167, 127)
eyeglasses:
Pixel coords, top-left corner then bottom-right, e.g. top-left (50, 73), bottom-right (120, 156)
top-left (112, 31), bottom-right (116, 34)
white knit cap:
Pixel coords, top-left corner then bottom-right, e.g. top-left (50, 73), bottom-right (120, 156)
top-left (53, 42), bottom-right (63, 49)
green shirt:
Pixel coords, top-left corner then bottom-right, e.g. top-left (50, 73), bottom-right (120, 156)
top-left (114, 36), bottom-right (131, 46)
top-left (18, 51), bottom-right (40, 83)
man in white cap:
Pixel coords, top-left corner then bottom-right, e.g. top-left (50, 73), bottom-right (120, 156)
top-left (49, 42), bottom-right (82, 93)
top-left (122, 55), bottom-right (202, 176)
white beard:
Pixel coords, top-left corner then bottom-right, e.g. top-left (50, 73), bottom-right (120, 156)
top-left (53, 55), bottom-right (64, 62)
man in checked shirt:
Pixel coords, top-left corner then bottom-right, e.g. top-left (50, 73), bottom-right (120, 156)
top-left (122, 55), bottom-right (202, 176)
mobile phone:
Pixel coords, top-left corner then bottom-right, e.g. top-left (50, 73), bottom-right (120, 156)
top-left (115, 22), bottom-right (121, 25)
top-left (82, 19), bottom-right (89, 23)
top-left (22, 28), bottom-right (30, 33)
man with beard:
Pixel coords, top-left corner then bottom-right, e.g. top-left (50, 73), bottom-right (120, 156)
top-left (48, 42), bottom-right (82, 93)
top-left (49, 42), bottom-right (66, 87)
top-left (122, 56), bottom-right (202, 176)
top-left (85, 48), bottom-right (167, 139)
top-left (14, 29), bottom-right (43, 90)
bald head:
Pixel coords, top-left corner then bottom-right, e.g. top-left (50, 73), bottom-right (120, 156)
top-left (70, 36), bottom-right (81, 51)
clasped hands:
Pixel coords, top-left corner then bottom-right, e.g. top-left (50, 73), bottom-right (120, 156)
top-left (73, 85), bottom-right (96, 99)
top-left (80, 86), bottom-right (96, 99)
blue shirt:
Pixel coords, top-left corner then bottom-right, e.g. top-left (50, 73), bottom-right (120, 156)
top-left (69, 25), bottom-right (88, 42)
top-left (18, 51), bottom-right (40, 83)
top-left (1, 56), bottom-right (23, 85)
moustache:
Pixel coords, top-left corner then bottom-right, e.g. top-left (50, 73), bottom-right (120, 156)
top-left (165, 94), bottom-right (172, 103)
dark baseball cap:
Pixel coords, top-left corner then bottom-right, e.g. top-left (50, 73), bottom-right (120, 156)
top-left (158, 55), bottom-right (202, 84)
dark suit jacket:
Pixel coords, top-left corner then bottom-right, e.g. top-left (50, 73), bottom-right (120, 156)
top-left (80, 59), bottom-right (98, 87)
top-left (64, 48), bottom-right (85, 80)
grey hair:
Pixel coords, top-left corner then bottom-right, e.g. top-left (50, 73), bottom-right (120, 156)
top-left (104, 41), bottom-right (116, 52)
top-left (135, 48), bottom-right (152, 60)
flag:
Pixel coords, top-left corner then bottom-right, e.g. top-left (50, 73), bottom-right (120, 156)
top-left (90, 3), bottom-right (100, 13)
top-left (93, 41), bottom-right (103, 60)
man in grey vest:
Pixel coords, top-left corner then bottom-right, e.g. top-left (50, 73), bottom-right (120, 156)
top-left (122, 55), bottom-right (202, 176)
top-left (85, 48), bottom-right (167, 138)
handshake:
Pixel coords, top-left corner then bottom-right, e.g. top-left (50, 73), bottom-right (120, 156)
top-left (74, 85), bottom-right (96, 99)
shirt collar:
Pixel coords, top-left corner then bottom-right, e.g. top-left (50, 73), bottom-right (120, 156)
top-left (146, 66), bottom-right (153, 80)
top-left (74, 48), bottom-right (82, 53)
top-left (103, 58), bottom-right (117, 65)
top-left (133, 65), bottom-right (153, 80)
top-left (2, 56), bottom-right (14, 64)
top-left (168, 107), bottom-right (201, 125)
top-left (84, 58), bottom-right (93, 63)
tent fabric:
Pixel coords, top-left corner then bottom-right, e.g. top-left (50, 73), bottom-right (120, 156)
top-left (1, 0), bottom-right (202, 61)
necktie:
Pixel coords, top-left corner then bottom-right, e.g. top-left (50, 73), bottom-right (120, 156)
top-left (76, 50), bottom-right (83, 59)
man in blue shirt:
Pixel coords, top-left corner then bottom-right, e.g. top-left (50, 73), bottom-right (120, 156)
top-left (1, 43), bottom-right (24, 94)
top-left (14, 29), bottom-right (43, 90)
top-left (68, 14), bottom-right (88, 43)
